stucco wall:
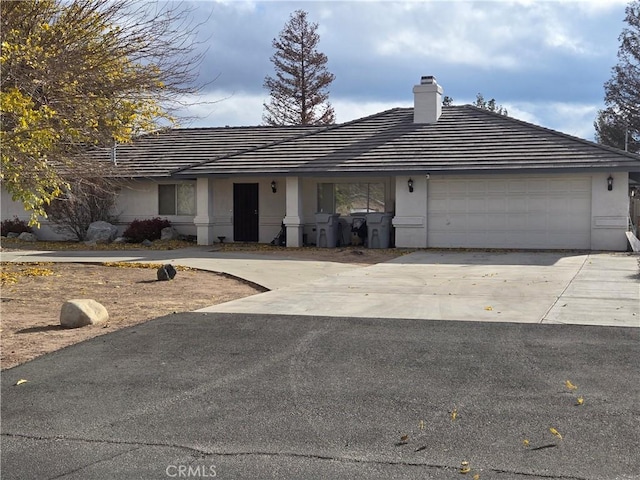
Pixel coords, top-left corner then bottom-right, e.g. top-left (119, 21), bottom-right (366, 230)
top-left (0, 180), bottom-right (197, 241)
top-left (392, 175), bottom-right (428, 248)
top-left (590, 172), bottom-right (629, 251)
top-left (116, 179), bottom-right (197, 237)
top-left (1, 188), bottom-right (61, 240)
top-left (4, 172), bottom-right (631, 250)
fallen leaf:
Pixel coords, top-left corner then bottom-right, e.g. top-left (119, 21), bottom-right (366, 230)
top-left (484, 306), bottom-right (493, 311)
top-left (565, 380), bottom-right (578, 390)
top-left (549, 427), bottom-right (563, 440)
top-left (460, 461), bottom-right (471, 474)
top-left (451, 408), bottom-right (458, 421)
top-left (523, 439), bottom-right (530, 447)
top-left (576, 397), bottom-right (584, 406)
top-left (15, 379), bottom-right (28, 386)
top-left (419, 420), bottom-right (425, 430)
top-left (400, 434), bottom-right (409, 443)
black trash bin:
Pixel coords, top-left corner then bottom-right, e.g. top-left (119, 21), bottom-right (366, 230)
top-left (350, 215), bottom-right (367, 246)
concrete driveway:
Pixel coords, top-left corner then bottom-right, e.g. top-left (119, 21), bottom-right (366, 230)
top-left (2, 313), bottom-right (639, 479)
top-left (2, 248), bottom-right (638, 326)
top-left (203, 251), bottom-right (639, 327)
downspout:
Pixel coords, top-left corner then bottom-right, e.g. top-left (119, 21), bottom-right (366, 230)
top-left (111, 141), bottom-right (118, 166)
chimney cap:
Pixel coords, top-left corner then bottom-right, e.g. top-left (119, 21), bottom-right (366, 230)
top-left (420, 75), bottom-right (436, 85)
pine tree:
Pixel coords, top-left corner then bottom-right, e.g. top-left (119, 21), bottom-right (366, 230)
top-left (263, 10), bottom-right (335, 126)
top-left (597, 0), bottom-right (639, 153)
top-left (595, 108), bottom-right (636, 152)
top-left (473, 93), bottom-right (508, 116)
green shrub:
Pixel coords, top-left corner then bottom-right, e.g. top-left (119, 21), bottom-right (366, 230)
top-left (123, 218), bottom-right (171, 243)
top-left (1, 217), bottom-right (32, 236)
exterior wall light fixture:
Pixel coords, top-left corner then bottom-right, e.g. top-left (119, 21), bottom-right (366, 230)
top-left (271, 180), bottom-right (277, 193)
top-left (408, 178), bottom-right (414, 193)
top-left (607, 175), bottom-right (613, 191)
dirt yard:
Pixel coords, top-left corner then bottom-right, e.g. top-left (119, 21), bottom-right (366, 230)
top-left (1, 241), bottom-right (404, 370)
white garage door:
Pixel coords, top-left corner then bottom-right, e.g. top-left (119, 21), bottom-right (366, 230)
top-left (428, 176), bottom-right (592, 249)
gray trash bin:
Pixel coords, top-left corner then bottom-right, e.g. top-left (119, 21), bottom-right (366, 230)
top-left (366, 213), bottom-right (393, 248)
top-left (316, 213), bottom-right (341, 247)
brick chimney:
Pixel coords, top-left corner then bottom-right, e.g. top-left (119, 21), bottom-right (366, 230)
top-left (413, 75), bottom-right (443, 124)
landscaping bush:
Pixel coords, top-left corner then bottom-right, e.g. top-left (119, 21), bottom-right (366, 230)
top-left (1, 216), bottom-right (32, 236)
top-left (123, 218), bottom-right (172, 243)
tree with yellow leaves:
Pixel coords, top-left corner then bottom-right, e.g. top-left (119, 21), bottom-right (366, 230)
top-left (1, 0), bottom-right (204, 222)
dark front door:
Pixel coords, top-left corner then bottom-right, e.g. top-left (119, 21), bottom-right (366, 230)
top-left (233, 183), bottom-right (259, 242)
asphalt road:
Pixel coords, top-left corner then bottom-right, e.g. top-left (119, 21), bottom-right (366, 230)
top-left (2, 313), bottom-right (639, 480)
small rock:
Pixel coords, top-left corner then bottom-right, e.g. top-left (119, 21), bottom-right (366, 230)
top-left (157, 264), bottom-right (177, 281)
top-left (60, 299), bottom-right (109, 328)
top-left (160, 226), bottom-right (179, 241)
top-left (6, 232), bottom-right (20, 238)
top-left (112, 236), bottom-right (128, 244)
top-left (141, 239), bottom-right (153, 247)
top-left (17, 232), bottom-right (37, 242)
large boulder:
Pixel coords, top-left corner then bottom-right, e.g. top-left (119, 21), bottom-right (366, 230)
top-left (160, 226), bottom-right (179, 241)
top-left (86, 221), bottom-right (118, 244)
top-left (17, 232), bottom-right (37, 242)
top-left (60, 299), bottom-right (109, 328)
top-left (157, 264), bottom-right (177, 281)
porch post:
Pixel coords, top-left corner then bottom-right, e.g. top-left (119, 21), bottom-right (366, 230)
top-left (284, 176), bottom-right (303, 247)
top-left (194, 177), bottom-right (215, 245)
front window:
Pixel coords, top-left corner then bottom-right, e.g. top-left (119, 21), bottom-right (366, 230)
top-left (158, 184), bottom-right (196, 215)
top-left (317, 183), bottom-right (385, 214)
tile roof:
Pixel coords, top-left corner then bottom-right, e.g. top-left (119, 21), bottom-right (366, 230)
top-left (89, 125), bottom-right (319, 177)
top-left (96, 106), bottom-right (640, 178)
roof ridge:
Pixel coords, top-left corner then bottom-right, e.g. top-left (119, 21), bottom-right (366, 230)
top-left (170, 124), bottom-right (317, 132)
top-left (125, 123), bottom-right (319, 143)
top-left (460, 104), bottom-right (640, 161)
top-left (170, 108), bottom-right (406, 175)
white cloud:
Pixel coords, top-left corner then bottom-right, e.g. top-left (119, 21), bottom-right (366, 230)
top-left (171, 0), bottom-right (621, 140)
top-left (569, 0), bottom-right (630, 14)
top-left (177, 91), bottom-right (600, 142)
top-left (367, 1), bottom-right (612, 69)
top-left (180, 92), bottom-right (409, 127)
top-left (176, 90), bottom-right (265, 127)
top-left (333, 99), bottom-right (410, 123)
top-left (505, 101), bottom-right (600, 139)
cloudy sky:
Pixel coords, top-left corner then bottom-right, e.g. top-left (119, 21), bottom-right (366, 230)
top-left (176, 0), bottom-right (631, 140)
